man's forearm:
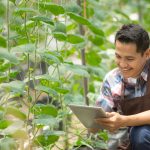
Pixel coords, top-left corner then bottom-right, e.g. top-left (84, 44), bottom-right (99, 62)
top-left (122, 110), bottom-right (150, 127)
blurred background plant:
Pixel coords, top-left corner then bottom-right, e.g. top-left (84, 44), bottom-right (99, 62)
top-left (0, 0), bottom-right (149, 149)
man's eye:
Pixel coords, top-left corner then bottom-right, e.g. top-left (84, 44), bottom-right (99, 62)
top-left (127, 58), bottom-right (134, 61)
top-left (115, 54), bottom-right (121, 58)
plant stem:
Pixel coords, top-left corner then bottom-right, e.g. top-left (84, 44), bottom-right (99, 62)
top-left (77, 0), bottom-right (89, 106)
top-left (7, 0), bottom-right (10, 82)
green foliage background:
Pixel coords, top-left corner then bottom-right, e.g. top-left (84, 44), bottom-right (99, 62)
top-left (0, 0), bottom-right (149, 149)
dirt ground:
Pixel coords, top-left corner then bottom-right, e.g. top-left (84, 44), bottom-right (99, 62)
top-left (52, 114), bottom-right (87, 150)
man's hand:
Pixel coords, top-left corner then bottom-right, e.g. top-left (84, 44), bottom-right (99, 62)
top-left (87, 128), bottom-right (100, 134)
top-left (95, 112), bottom-right (126, 132)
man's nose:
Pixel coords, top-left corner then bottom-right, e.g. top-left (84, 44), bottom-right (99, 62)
top-left (119, 59), bottom-right (128, 68)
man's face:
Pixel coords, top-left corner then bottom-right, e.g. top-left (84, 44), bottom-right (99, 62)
top-left (115, 40), bottom-right (149, 79)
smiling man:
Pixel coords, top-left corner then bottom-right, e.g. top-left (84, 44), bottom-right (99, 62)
top-left (95, 24), bottom-right (150, 150)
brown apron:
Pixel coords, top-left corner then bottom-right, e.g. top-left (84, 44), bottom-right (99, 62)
top-left (113, 64), bottom-right (150, 150)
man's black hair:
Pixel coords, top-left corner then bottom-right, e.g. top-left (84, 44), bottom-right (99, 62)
top-left (115, 24), bottom-right (150, 55)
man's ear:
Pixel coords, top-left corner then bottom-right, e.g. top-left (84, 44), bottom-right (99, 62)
top-left (145, 48), bottom-right (150, 59)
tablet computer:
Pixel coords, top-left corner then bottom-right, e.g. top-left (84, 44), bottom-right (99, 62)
top-left (68, 104), bottom-right (107, 129)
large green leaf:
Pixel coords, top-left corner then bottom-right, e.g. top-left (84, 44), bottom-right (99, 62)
top-left (12, 129), bottom-right (28, 140)
top-left (67, 34), bottom-right (84, 44)
top-left (87, 66), bottom-right (106, 79)
top-left (1, 120), bottom-right (24, 135)
top-left (35, 85), bottom-right (58, 96)
top-left (31, 104), bottom-right (58, 117)
top-left (86, 50), bottom-right (101, 66)
top-left (0, 36), bottom-right (6, 47)
top-left (115, 9), bottom-right (130, 20)
top-left (0, 137), bottom-right (17, 150)
top-left (14, 8), bottom-right (36, 14)
top-left (39, 3), bottom-right (65, 15)
top-left (33, 115), bottom-right (58, 126)
top-left (34, 74), bottom-right (61, 83)
top-left (88, 35), bottom-right (104, 46)
top-left (67, 12), bottom-right (90, 25)
top-left (34, 134), bottom-right (59, 146)
top-left (55, 87), bottom-right (69, 94)
top-left (9, 0), bottom-right (16, 4)
top-left (67, 23), bottom-right (77, 32)
top-left (20, 21), bottom-right (36, 31)
top-left (64, 63), bottom-right (90, 78)
top-left (88, 24), bottom-right (105, 36)
top-left (11, 43), bottom-right (35, 53)
top-left (5, 107), bottom-right (26, 120)
top-left (0, 120), bottom-right (12, 129)
top-left (0, 76), bottom-right (7, 84)
top-left (0, 80), bottom-right (25, 94)
top-left (64, 94), bottom-right (84, 105)
top-left (9, 71), bottom-right (20, 79)
top-left (53, 32), bottom-right (67, 41)
top-left (64, 2), bottom-right (82, 13)
top-left (34, 131), bottom-right (64, 146)
top-left (0, 60), bottom-right (10, 72)
top-left (31, 16), bottom-right (54, 26)
top-left (40, 51), bottom-right (62, 64)
top-left (53, 22), bottom-right (66, 33)
top-left (0, 50), bottom-right (19, 64)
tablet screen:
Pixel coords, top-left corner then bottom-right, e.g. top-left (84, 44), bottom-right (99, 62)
top-left (68, 104), bottom-right (106, 129)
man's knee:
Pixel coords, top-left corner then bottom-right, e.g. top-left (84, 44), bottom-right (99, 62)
top-left (130, 126), bottom-right (150, 149)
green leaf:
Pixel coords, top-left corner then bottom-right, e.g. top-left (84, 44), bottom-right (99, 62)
top-left (52, 22), bottom-right (67, 40)
top-left (34, 133), bottom-right (59, 146)
top-left (75, 139), bottom-right (93, 150)
top-left (5, 107), bottom-right (26, 120)
top-left (1, 120), bottom-right (24, 135)
top-left (0, 120), bottom-right (12, 129)
top-left (67, 12), bottom-right (90, 25)
top-left (40, 51), bottom-right (61, 64)
top-left (12, 130), bottom-right (28, 139)
top-left (39, 3), bottom-right (65, 15)
top-left (0, 111), bottom-right (4, 119)
top-left (86, 51), bottom-right (101, 66)
top-left (31, 104), bottom-right (58, 117)
top-left (53, 22), bottom-right (66, 33)
top-left (64, 63), bottom-right (90, 78)
top-left (31, 16), bottom-right (54, 25)
top-left (0, 137), bottom-right (17, 150)
top-left (0, 80), bottom-right (25, 94)
top-left (67, 23), bottom-right (77, 32)
top-left (35, 85), bottom-right (58, 96)
top-left (21, 21), bottom-right (36, 30)
top-left (98, 130), bottom-right (109, 142)
top-left (55, 87), bottom-right (69, 94)
top-left (0, 60), bottom-right (10, 72)
top-left (15, 8), bottom-right (36, 14)
top-left (53, 32), bottom-right (67, 41)
top-left (0, 50), bottom-right (19, 64)
top-left (64, 2), bottom-right (82, 13)
top-left (11, 43), bottom-right (35, 53)
top-left (115, 9), bottom-right (130, 20)
top-left (0, 36), bottom-right (6, 48)
top-left (33, 115), bottom-right (58, 126)
top-left (9, 71), bottom-right (19, 79)
top-left (67, 34), bottom-right (84, 44)
top-left (9, 0), bottom-right (16, 4)
top-left (64, 94), bottom-right (84, 105)
top-left (88, 35), bottom-right (104, 46)
top-left (0, 76), bottom-right (7, 83)
top-left (44, 130), bottom-right (64, 136)
top-left (88, 24), bottom-right (105, 36)
top-left (87, 66), bottom-right (106, 79)
top-left (34, 74), bottom-right (61, 83)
